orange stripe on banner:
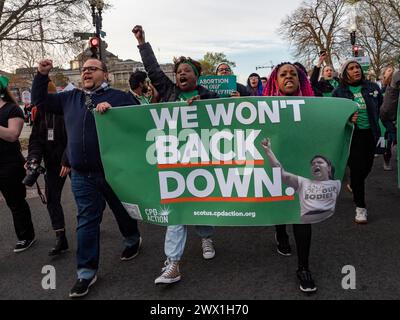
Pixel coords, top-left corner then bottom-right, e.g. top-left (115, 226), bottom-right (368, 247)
top-left (161, 196), bottom-right (295, 204)
top-left (157, 160), bottom-right (265, 169)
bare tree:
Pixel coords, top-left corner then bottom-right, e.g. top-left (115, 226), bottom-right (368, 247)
top-left (0, 0), bottom-right (97, 70)
top-left (351, 0), bottom-right (400, 49)
top-left (0, 0), bottom-right (92, 44)
top-left (355, 2), bottom-right (399, 77)
top-left (279, 0), bottom-right (348, 67)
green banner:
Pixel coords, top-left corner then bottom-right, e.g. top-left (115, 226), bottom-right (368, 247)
top-left (95, 97), bottom-right (356, 226)
top-left (198, 75), bottom-right (237, 97)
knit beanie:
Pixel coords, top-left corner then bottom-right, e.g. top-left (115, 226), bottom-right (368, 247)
top-left (339, 59), bottom-right (361, 79)
top-left (215, 62), bottom-right (231, 74)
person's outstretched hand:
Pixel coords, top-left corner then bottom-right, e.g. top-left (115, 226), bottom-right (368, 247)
top-left (187, 95), bottom-right (200, 106)
top-left (132, 25), bottom-right (145, 45)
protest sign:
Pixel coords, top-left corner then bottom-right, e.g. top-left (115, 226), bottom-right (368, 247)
top-left (95, 97), bottom-right (356, 226)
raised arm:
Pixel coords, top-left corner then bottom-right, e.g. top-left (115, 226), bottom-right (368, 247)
top-left (261, 138), bottom-right (299, 190)
top-left (31, 59), bottom-right (64, 115)
top-left (132, 25), bottom-right (174, 101)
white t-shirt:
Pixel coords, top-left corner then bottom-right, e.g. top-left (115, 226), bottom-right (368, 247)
top-left (296, 177), bottom-right (341, 224)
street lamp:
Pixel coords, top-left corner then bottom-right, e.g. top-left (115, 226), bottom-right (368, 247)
top-left (349, 25), bottom-right (357, 57)
top-left (88, 0), bottom-right (104, 61)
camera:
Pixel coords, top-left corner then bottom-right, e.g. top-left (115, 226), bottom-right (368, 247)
top-left (22, 160), bottom-right (46, 187)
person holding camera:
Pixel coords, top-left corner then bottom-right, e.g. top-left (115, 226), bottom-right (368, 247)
top-left (0, 75), bottom-right (36, 253)
top-left (31, 58), bottom-right (142, 298)
top-left (27, 81), bottom-right (70, 256)
top-left (310, 50), bottom-right (340, 97)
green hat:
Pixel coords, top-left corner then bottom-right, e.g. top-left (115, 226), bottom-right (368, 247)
top-left (0, 75), bottom-right (9, 91)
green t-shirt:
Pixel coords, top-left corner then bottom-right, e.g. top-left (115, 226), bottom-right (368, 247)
top-left (138, 95), bottom-right (151, 105)
top-left (329, 79), bottom-right (339, 89)
top-left (178, 90), bottom-right (199, 102)
top-left (349, 85), bottom-right (370, 129)
top-left (322, 79), bottom-right (339, 97)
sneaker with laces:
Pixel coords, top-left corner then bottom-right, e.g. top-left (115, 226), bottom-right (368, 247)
top-left (14, 239), bottom-right (36, 253)
top-left (275, 233), bottom-right (292, 256)
top-left (355, 207), bottom-right (368, 224)
top-left (120, 237), bottom-right (142, 261)
top-left (297, 268), bottom-right (317, 293)
top-left (201, 238), bottom-right (215, 260)
top-left (154, 260), bottom-right (181, 284)
top-left (69, 276), bottom-right (97, 298)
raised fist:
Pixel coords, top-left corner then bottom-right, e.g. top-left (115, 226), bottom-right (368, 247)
top-left (38, 59), bottom-right (53, 76)
top-left (132, 25), bottom-right (145, 45)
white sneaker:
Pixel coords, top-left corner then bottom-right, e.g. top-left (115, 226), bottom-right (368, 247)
top-left (201, 238), bottom-right (215, 260)
top-left (355, 207), bottom-right (368, 224)
top-left (383, 160), bottom-right (393, 171)
top-left (154, 260), bottom-right (181, 284)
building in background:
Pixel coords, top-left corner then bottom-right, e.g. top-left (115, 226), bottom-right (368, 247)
top-left (8, 47), bottom-right (175, 95)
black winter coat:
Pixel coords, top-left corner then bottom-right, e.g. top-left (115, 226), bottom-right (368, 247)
top-left (310, 66), bottom-right (340, 97)
top-left (28, 107), bottom-right (69, 170)
top-left (138, 42), bottom-right (219, 102)
top-left (332, 80), bottom-right (383, 142)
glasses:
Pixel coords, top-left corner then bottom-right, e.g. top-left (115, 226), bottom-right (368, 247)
top-left (81, 66), bottom-right (104, 73)
top-left (217, 68), bottom-right (231, 73)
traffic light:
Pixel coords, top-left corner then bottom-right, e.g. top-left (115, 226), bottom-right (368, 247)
top-left (350, 31), bottom-right (356, 46)
top-left (89, 37), bottom-right (100, 58)
top-left (352, 45), bottom-right (360, 57)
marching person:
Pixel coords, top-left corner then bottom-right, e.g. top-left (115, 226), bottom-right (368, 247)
top-left (0, 75), bottom-right (36, 253)
top-left (215, 62), bottom-right (250, 97)
top-left (129, 69), bottom-right (160, 104)
top-left (31, 58), bottom-right (142, 298)
top-left (263, 62), bottom-right (317, 293)
top-left (133, 24), bottom-right (218, 285)
top-left (310, 50), bottom-right (340, 97)
top-left (27, 81), bottom-right (70, 256)
top-left (332, 59), bottom-right (383, 224)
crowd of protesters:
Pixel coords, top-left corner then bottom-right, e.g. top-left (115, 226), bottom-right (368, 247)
top-left (0, 24), bottom-right (398, 299)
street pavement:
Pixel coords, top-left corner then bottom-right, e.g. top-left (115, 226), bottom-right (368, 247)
top-left (0, 152), bottom-right (399, 300)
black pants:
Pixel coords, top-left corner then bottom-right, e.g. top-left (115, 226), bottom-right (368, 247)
top-left (0, 165), bottom-right (35, 240)
top-left (383, 121), bottom-right (397, 163)
top-left (348, 129), bottom-right (375, 208)
top-left (276, 224), bottom-right (312, 269)
top-left (45, 168), bottom-right (67, 231)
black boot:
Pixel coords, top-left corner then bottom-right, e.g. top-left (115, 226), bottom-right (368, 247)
top-left (49, 230), bottom-right (69, 256)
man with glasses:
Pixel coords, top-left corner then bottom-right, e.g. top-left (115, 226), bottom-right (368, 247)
top-left (215, 62), bottom-right (250, 97)
top-left (31, 58), bottom-right (142, 298)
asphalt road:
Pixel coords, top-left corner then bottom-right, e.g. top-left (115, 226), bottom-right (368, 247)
top-left (0, 155), bottom-right (399, 300)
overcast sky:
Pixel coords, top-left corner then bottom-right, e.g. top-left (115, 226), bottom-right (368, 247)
top-left (102, 0), bottom-right (303, 83)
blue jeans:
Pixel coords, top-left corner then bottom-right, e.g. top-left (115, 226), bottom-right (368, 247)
top-left (165, 225), bottom-right (215, 261)
top-left (71, 171), bottom-right (141, 280)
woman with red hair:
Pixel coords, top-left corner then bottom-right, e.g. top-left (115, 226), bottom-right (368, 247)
top-left (263, 62), bottom-right (318, 293)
